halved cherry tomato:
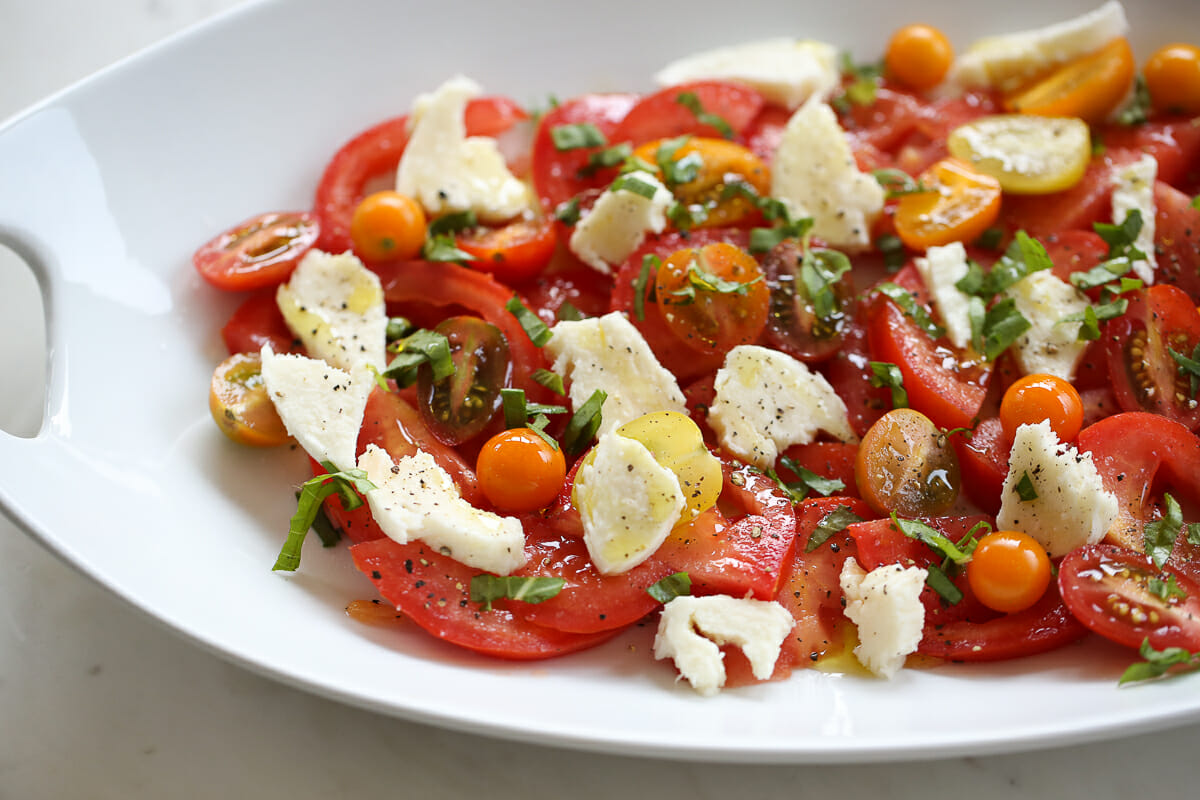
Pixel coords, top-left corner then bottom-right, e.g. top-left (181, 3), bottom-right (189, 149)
top-left (1059, 543), bottom-right (1200, 652)
top-left (416, 316), bottom-right (511, 445)
top-left (999, 373), bottom-right (1085, 442)
top-left (1144, 43), bottom-right (1200, 114)
top-left (967, 530), bottom-right (1052, 614)
top-left (209, 352), bottom-right (290, 447)
top-left (477, 428), bottom-right (565, 512)
top-left (193, 211), bottom-right (319, 291)
top-left (760, 239), bottom-right (854, 362)
top-left (221, 288), bottom-right (297, 356)
top-left (456, 218), bottom-right (557, 284)
top-left (893, 158), bottom-right (1002, 249)
top-left (1106, 284), bottom-right (1200, 431)
top-left (1005, 37), bottom-right (1135, 125)
top-left (885, 24), bottom-right (954, 91)
top-left (855, 408), bottom-right (961, 517)
top-left (349, 191), bottom-right (426, 262)
top-left (631, 137), bottom-right (769, 228)
top-left (530, 93), bottom-right (639, 214)
top-left (950, 417), bottom-right (1010, 515)
top-left (654, 241), bottom-right (769, 356)
top-left (826, 311), bottom-right (891, 437)
top-left (611, 80), bottom-right (765, 146)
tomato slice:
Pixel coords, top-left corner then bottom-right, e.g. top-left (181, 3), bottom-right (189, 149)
top-left (221, 288), bottom-right (297, 356)
top-left (777, 441), bottom-right (860, 500)
top-left (950, 416), bottom-right (1010, 515)
top-left (519, 258), bottom-right (613, 326)
top-left (1059, 544), bottom-right (1200, 652)
top-left (611, 80), bottom-right (765, 146)
top-left (1106, 284), bottom-right (1200, 431)
top-left (456, 218), bottom-right (558, 284)
top-left (1100, 118), bottom-right (1200, 190)
top-left (825, 308), bottom-right (891, 438)
top-left (350, 538), bottom-right (616, 660)
top-left (194, 211), bottom-right (319, 291)
top-left (1154, 181), bottom-right (1200, 301)
top-left (530, 93), bottom-right (639, 214)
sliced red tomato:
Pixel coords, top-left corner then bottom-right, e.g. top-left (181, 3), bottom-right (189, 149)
top-left (1098, 116), bottom-right (1200, 189)
top-left (611, 80), bottom-right (765, 146)
top-left (456, 218), bottom-right (558, 284)
top-left (1153, 181), bottom-right (1200, 302)
top-left (825, 309), bottom-right (891, 438)
top-left (951, 417), bottom-right (1010, 516)
top-left (221, 288), bottom-right (297, 355)
top-left (350, 538), bottom-right (615, 660)
top-left (194, 211), bottom-right (319, 291)
top-left (1042, 229), bottom-right (1110, 287)
top-left (778, 441), bottom-right (860, 500)
top-left (1059, 543), bottom-right (1200, 652)
top-left (744, 104), bottom-right (791, 163)
top-left (314, 97), bottom-right (527, 254)
top-left (1000, 150), bottom-right (1140, 238)
top-left (530, 93), bottom-right (639, 214)
top-left (1106, 284), bottom-right (1200, 431)
top-left (520, 257), bottom-right (613, 327)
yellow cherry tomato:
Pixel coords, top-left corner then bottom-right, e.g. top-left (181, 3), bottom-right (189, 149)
top-left (1144, 43), bottom-right (1200, 114)
top-left (855, 408), bottom-right (961, 517)
top-left (477, 428), bottom-right (566, 512)
top-left (349, 190), bottom-right (427, 262)
top-left (615, 411), bottom-right (722, 523)
top-left (209, 352), bottom-right (291, 447)
top-left (999, 373), bottom-right (1085, 443)
top-left (946, 114), bottom-right (1091, 195)
top-left (885, 24), bottom-right (954, 91)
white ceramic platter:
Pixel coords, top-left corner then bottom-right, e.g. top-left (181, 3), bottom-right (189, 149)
top-left (2, 0), bottom-right (1198, 764)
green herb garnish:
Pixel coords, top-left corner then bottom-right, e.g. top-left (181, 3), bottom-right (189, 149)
top-left (274, 464), bottom-right (376, 572)
top-left (647, 572), bottom-right (692, 603)
top-left (470, 575), bottom-right (566, 611)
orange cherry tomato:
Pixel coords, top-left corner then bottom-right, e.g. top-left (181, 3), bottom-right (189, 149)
top-left (477, 428), bottom-right (567, 512)
top-left (631, 137), bottom-right (770, 228)
top-left (349, 190), bottom-right (427, 262)
top-left (1144, 43), bottom-right (1200, 114)
top-left (854, 408), bottom-right (961, 517)
top-left (209, 352), bottom-right (291, 447)
top-left (967, 530), bottom-right (1052, 614)
top-left (456, 218), bottom-right (558, 283)
top-left (893, 158), bottom-right (1002, 249)
top-left (999, 373), bottom-right (1085, 443)
top-left (885, 24), bottom-right (954, 91)
top-left (654, 241), bottom-right (770, 356)
top-left (1005, 37), bottom-right (1135, 125)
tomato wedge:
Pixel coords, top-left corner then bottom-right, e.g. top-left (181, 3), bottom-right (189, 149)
top-left (1154, 181), bottom-right (1200, 301)
top-left (194, 211), bottom-right (319, 291)
top-left (1059, 544), bottom-right (1200, 652)
top-left (221, 288), bottom-right (297, 356)
top-left (456, 218), bottom-right (558, 284)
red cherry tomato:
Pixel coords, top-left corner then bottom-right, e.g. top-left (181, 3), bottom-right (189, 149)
top-left (220, 288), bottom-right (296, 356)
top-left (193, 211), bottom-right (318, 291)
top-left (477, 428), bottom-right (566, 512)
top-left (456, 218), bottom-right (558, 284)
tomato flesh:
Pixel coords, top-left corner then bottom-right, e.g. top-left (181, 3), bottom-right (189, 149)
top-left (194, 211), bottom-right (318, 291)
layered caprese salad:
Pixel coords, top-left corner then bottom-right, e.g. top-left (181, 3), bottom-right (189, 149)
top-left (199, 1), bottom-right (1200, 694)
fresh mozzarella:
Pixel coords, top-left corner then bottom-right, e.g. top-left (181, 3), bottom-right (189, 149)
top-left (913, 242), bottom-right (973, 350)
top-left (1111, 153), bottom-right (1158, 285)
top-left (997, 420), bottom-right (1119, 558)
top-left (545, 311), bottom-right (687, 437)
top-left (567, 171), bottom-right (673, 274)
top-left (358, 444), bottom-right (526, 575)
top-left (1003, 269), bottom-right (1092, 380)
top-left (770, 97), bottom-right (885, 250)
top-left (653, 595), bottom-right (795, 696)
top-left (951, 1), bottom-right (1129, 91)
top-left (708, 344), bottom-right (856, 469)
top-left (572, 432), bottom-right (685, 575)
top-left (839, 558), bottom-right (927, 679)
top-left (654, 38), bottom-right (840, 109)
top-left (275, 249), bottom-right (387, 373)
top-left (395, 74), bottom-right (532, 222)
top-left (259, 346), bottom-right (372, 473)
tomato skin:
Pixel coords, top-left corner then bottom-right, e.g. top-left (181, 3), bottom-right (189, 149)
top-left (951, 417), bottom-right (1009, 515)
top-left (221, 288), bottom-right (297, 356)
top-left (612, 80), bottom-right (765, 145)
top-left (194, 211), bottom-right (319, 291)
top-left (1106, 284), bottom-right (1200, 431)
top-left (1144, 44), bottom-right (1200, 115)
top-left (1059, 544), bottom-right (1200, 652)
top-left (456, 218), bottom-right (558, 284)
top-left (477, 428), bottom-right (566, 512)
top-left (530, 93), bottom-right (639, 214)
top-left (209, 352), bottom-right (290, 447)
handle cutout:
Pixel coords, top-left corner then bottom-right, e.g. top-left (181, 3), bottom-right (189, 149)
top-left (0, 243), bottom-right (47, 438)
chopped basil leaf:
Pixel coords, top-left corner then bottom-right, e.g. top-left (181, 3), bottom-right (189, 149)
top-left (1192, 194), bottom-right (1200, 211)
top-left (871, 168), bottom-right (931, 199)
top-left (551, 122), bottom-right (608, 151)
top-left (608, 172), bottom-right (659, 199)
top-left (669, 260), bottom-right (763, 302)
top-left (1147, 573), bottom-right (1188, 602)
top-left (1059, 298), bottom-right (1129, 340)
top-left (555, 196), bottom-right (582, 226)
top-left (1169, 344), bottom-right (1200, 400)
top-left (675, 92), bottom-right (734, 139)
top-left (876, 282), bottom-right (946, 340)
top-left (556, 301), bottom-right (584, 322)
top-left (1119, 638), bottom-right (1200, 685)
top-left (1095, 209), bottom-right (1145, 256)
top-left (647, 572), bottom-right (692, 603)
top-left (832, 52), bottom-right (882, 111)
top-left (532, 368), bottom-right (566, 395)
top-left (470, 574), bottom-right (566, 611)
top-left (800, 248), bottom-right (851, 321)
top-left (633, 254), bottom-right (658, 321)
top-left (1015, 471), bottom-right (1039, 501)
top-left (501, 387), bottom-right (529, 429)
top-left (667, 200), bottom-right (709, 233)
top-left (1144, 493), bottom-right (1186, 569)
top-left (427, 210), bottom-right (478, 237)
top-left (868, 361), bottom-right (908, 408)
top-left (875, 233), bottom-right (907, 272)
top-left (974, 227), bottom-right (1004, 251)
top-left (505, 295), bottom-right (553, 347)
top-left (1189, 522), bottom-right (1200, 548)
top-left (1070, 258), bottom-right (1134, 291)
top-left (654, 136), bottom-right (702, 186)
top-left (967, 231), bottom-right (1052, 299)
top-left (805, 505), bottom-right (865, 553)
top-left (978, 298), bottom-right (1032, 362)
top-left (382, 328), bottom-right (455, 386)
top-left (778, 456), bottom-right (846, 502)
top-left (561, 389), bottom-right (606, 456)
top-left (527, 414), bottom-right (559, 449)
top-left (421, 234), bottom-right (473, 264)
top-left (1116, 76), bottom-right (1152, 126)
top-left (274, 464), bottom-right (376, 572)
top-left (925, 563), bottom-right (964, 605)
top-left (891, 514), bottom-right (972, 565)
top-left (579, 143), bottom-right (634, 177)
top-left (385, 316), bottom-right (414, 342)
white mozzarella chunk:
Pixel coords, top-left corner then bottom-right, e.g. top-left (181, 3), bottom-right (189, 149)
top-left (259, 346), bottom-right (372, 473)
top-left (708, 345), bottom-right (856, 469)
top-left (275, 250), bottom-right (387, 372)
top-left (951, 1), bottom-right (1129, 91)
top-left (358, 445), bottom-right (527, 575)
top-left (568, 171), bottom-right (673, 274)
top-left (654, 38), bottom-right (840, 109)
top-left (914, 242), bottom-right (974, 350)
top-left (770, 98), bottom-right (884, 250)
top-left (839, 558), bottom-right (927, 679)
top-left (1003, 270), bottom-right (1092, 380)
top-left (545, 311), bottom-right (687, 437)
top-left (653, 595), bottom-right (795, 696)
top-left (1111, 153), bottom-right (1158, 285)
top-left (395, 74), bottom-right (532, 222)
top-left (573, 433), bottom-right (685, 575)
top-left (997, 420), bottom-right (1119, 558)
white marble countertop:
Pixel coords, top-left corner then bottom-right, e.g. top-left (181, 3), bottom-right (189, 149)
top-left (3, 2), bottom-right (1200, 797)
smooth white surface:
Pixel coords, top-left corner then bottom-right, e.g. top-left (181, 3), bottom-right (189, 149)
top-left (2, 0), bottom-right (1200, 795)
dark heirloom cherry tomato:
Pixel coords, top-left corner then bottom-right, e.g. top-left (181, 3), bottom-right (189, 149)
top-left (456, 218), bottom-right (557, 284)
top-left (761, 239), bottom-right (853, 363)
top-left (855, 408), bottom-right (961, 517)
top-left (417, 316), bottom-right (511, 446)
top-left (1106, 284), bottom-right (1200, 431)
top-left (193, 211), bottom-right (318, 291)
top-left (1059, 544), bottom-right (1200, 652)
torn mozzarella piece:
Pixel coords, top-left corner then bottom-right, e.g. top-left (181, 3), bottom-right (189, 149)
top-left (568, 171), bottom-right (673, 274)
top-left (1111, 153), bottom-right (1158, 285)
top-left (1002, 269), bottom-right (1092, 380)
top-left (654, 38), bottom-right (839, 109)
top-left (913, 242), bottom-right (973, 350)
top-left (840, 558), bottom-right (927, 679)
